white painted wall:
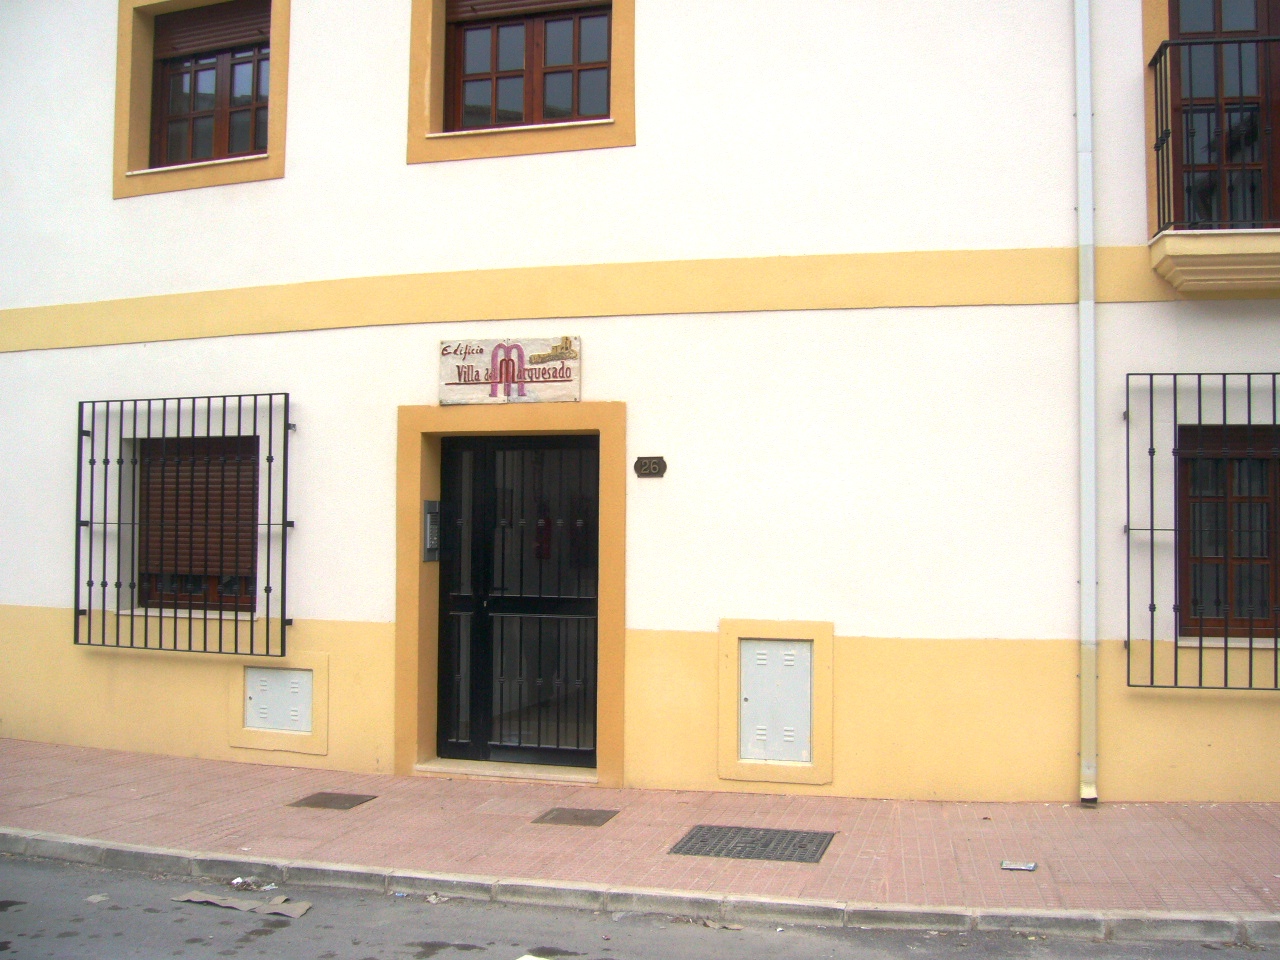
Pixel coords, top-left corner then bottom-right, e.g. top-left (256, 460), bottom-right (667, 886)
top-left (1091, 0), bottom-right (1153, 247)
top-left (0, 0), bottom-right (1081, 309)
top-left (0, 305), bottom-right (1081, 638)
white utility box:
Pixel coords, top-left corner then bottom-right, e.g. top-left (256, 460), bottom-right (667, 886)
top-left (244, 667), bottom-right (313, 732)
top-left (739, 638), bottom-right (812, 762)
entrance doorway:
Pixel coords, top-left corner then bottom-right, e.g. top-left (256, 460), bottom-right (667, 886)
top-left (437, 434), bottom-right (599, 767)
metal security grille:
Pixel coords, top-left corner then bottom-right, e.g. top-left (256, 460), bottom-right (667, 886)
top-left (1126, 374), bottom-right (1280, 688)
top-left (74, 394), bottom-right (291, 656)
top-left (670, 825), bottom-right (835, 864)
top-left (438, 435), bottom-right (599, 767)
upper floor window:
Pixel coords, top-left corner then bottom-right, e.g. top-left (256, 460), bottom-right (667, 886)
top-left (445, 2), bottom-right (610, 131)
top-left (1152, 0), bottom-right (1280, 229)
top-left (150, 0), bottom-right (271, 167)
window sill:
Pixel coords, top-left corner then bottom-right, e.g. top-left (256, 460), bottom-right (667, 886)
top-left (1177, 635), bottom-right (1280, 648)
top-left (425, 118), bottom-right (614, 140)
top-left (410, 115), bottom-right (631, 164)
top-left (125, 153), bottom-right (269, 177)
top-left (111, 607), bottom-right (262, 621)
top-left (1150, 228), bottom-right (1280, 295)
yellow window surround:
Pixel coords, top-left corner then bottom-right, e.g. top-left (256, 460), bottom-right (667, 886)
top-left (113, 0), bottom-right (291, 199)
top-left (406, 0), bottom-right (635, 163)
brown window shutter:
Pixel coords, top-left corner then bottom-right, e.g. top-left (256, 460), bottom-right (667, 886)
top-left (138, 436), bottom-right (259, 578)
top-left (153, 0), bottom-right (271, 60)
top-left (446, 0), bottom-right (605, 23)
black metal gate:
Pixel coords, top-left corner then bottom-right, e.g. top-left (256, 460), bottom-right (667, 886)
top-left (438, 435), bottom-right (599, 766)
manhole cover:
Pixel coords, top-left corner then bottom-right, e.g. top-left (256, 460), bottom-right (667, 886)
top-left (670, 825), bottom-right (835, 863)
top-left (288, 792), bottom-right (378, 810)
top-left (532, 807), bottom-right (619, 827)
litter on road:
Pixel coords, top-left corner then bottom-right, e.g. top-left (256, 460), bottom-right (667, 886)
top-left (172, 890), bottom-right (312, 918)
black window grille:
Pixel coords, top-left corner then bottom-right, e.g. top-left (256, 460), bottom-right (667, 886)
top-left (74, 393), bottom-right (291, 656)
top-left (1126, 373), bottom-right (1280, 689)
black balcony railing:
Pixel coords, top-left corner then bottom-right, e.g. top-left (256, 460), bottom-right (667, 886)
top-left (1151, 37), bottom-right (1280, 232)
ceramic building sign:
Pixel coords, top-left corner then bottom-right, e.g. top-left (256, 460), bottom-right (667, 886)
top-left (439, 337), bottom-right (581, 405)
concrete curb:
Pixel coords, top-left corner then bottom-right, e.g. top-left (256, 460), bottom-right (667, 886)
top-left (3, 827), bottom-right (1276, 944)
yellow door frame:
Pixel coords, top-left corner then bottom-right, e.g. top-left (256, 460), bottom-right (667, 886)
top-left (394, 401), bottom-right (627, 786)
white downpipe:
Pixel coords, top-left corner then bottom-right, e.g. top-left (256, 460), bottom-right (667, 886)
top-left (1075, 0), bottom-right (1099, 803)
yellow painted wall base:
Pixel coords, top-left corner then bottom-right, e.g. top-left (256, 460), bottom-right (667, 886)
top-left (624, 630), bottom-right (1081, 801)
top-left (1098, 639), bottom-right (1280, 801)
top-left (0, 604), bottom-right (396, 773)
top-left (624, 631), bottom-right (1280, 802)
top-left (6, 605), bottom-right (1279, 800)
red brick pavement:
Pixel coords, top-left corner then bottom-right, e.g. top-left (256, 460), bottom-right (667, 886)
top-left (3, 738), bottom-right (1279, 914)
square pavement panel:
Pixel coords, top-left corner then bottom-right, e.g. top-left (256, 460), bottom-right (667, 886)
top-left (670, 825), bottom-right (835, 863)
top-left (532, 807), bottom-right (619, 827)
top-left (288, 792), bottom-right (378, 810)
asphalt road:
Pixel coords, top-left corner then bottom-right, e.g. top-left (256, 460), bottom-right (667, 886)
top-left (0, 853), bottom-right (1250, 960)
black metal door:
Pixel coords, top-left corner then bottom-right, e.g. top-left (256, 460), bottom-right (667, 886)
top-left (437, 435), bottom-right (599, 766)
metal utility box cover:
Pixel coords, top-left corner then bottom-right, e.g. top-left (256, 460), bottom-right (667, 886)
top-left (245, 667), bottom-right (313, 732)
top-left (739, 638), bottom-right (812, 762)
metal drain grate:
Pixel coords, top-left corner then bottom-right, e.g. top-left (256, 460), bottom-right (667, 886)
top-left (288, 792), bottom-right (378, 810)
top-left (670, 825), bottom-right (835, 863)
top-left (532, 807), bottom-right (619, 827)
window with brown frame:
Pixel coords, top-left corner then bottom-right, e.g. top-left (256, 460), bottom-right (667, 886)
top-left (1161, 0), bottom-right (1280, 226)
top-left (137, 435), bottom-right (259, 612)
top-left (1178, 424), bottom-right (1280, 636)
top-left (445, 1), bottom-right (611, 131)
top-left (150, 0), bottom-right (271, 168)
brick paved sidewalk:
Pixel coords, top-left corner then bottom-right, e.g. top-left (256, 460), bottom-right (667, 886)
top-left (3, 737), bottom-right (1279, 917)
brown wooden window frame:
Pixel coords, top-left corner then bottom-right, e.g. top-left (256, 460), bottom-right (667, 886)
top-left (137, 435), bottom-right (260, 613)
top-left (1164, 0), bottom-right (1280, 227)
top-left (445, 3), bottom-right (612, 132)
top-left (1177, 424), bottom-right (1280, 637)
top-left (149, 0), bottom-right (272, 169)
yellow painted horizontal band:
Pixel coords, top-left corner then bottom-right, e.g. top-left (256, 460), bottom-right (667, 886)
top-left (0, 245), bottom-right (1187, 353)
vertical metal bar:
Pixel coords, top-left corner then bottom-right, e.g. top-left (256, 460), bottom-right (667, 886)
top-left (1247, 374), bottom-right (1255, 688)
top-left (263, 393), bottom-right (273, 657)
top-left (234, 394), bottom-right (245, 655)
top-left (253, 393), bottom-right (262, 656)
top-left (142, 400), bottom-right (153, 650)
top-left (516, 449), bottom-right (524, 599)
top-left (1170, 374), bottom-right (1179, 687)
top-left (1152, 376), bottom-right (1162, 686)
top-left (84, 401), bottom-right (98, 644)
top-left (216, 397), bottom-right (227, 653)
top-left (1121, 378), bottom-right (1131, 686)
top-left (201, 397), bottom-right (212, 652)
top-left (184, 398), bottom-right (196, 653)
top-left (99, 400), bottom-right (112, 645)
top-left (74, 403), bottom-right (87, 645)
top-left (1158, 49), bottom-right (1170, 229)
top-left (128, 400), bottom-right (140, 647)
top-left (1218, 373), bottom-right (1229, 687)
top-left (1193, 375), bottom-right (1204, 686)
top-left (279, 394), bottom-right (290, 657)
top-left (164, 398), bottom-right (174, 651)
top-left (112, 401), bottom-right (125, 646)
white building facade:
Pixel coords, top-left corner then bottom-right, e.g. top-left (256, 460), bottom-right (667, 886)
top-left (1, 0), bottom-right (1278, 801)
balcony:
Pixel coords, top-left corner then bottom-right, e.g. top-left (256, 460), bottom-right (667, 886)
top-left (1149, 37), bottom-right (1280, 293)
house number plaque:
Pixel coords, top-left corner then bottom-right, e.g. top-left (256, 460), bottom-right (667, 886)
top-left (634, 456), bottom-right (667, 478)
